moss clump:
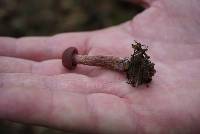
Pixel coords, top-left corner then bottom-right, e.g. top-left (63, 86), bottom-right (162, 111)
top-left (126, 41), bottom-right (156, 87)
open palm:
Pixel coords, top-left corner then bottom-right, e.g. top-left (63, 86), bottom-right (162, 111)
top-left (0, 0), bottom-right (200, 133)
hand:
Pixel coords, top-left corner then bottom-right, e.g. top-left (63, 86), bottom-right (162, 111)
top-left (0, 0), bottom-right (200, 133)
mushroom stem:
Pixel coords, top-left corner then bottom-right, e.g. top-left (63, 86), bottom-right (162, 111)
top-left (75, 55), bottom-right (128, 71)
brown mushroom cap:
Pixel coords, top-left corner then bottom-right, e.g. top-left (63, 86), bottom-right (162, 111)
top-left (62, 47), bottom-right (78, 70)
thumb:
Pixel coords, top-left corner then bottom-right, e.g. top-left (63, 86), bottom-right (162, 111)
top-left (130, 0), bottom-right (200, 43)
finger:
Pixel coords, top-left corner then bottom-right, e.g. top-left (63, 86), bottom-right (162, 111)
top-left (0, 73), bottom-right (95, 94)
top-left (0, 72), bottom-right (131, 96)
top-left (0, 56), bottom-right (68, 75)
top-left (0, 32), bottom-right (90, 61)
top-left (0, 56), bottom-right (122, 77)
top-left (0, 73), bottom-right (94, 132)
top-left (0, 73), bottom-right (137, 133)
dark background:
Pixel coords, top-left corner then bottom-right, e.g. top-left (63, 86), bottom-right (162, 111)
top-left (0, 0), bottom-right (143, 133)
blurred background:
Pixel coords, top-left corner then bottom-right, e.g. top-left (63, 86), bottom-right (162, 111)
top-left (0, 0), bottom-right (143, 133)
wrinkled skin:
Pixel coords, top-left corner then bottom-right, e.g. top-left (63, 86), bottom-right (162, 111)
top-left (0, 0), bottom-right (200, 133)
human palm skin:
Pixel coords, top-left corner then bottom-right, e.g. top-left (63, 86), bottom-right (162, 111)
top-left (0, 0), bottom-right (200, 133)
